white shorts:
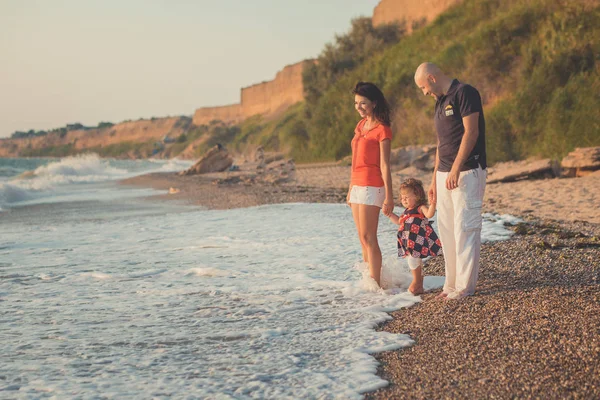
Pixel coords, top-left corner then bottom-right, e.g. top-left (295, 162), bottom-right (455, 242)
top-left (349, 185), bottom-right (385, 208)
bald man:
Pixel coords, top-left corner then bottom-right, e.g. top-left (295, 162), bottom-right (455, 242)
top-left (414, 62), bottom-right (487, 300)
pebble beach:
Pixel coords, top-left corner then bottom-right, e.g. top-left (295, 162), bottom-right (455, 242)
top-left (122, 162), bottom-right (600, 398)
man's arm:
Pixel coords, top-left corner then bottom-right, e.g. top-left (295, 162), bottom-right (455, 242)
top-left (445, 113), bottom-right (479, 190)
top-left (429, 139), bottom-right (440, 201)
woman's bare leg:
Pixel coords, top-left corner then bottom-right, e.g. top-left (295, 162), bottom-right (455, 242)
top-left (359, 204), bottom-right (382, 286)
top-left (351, 203), bottom-right (368, 262)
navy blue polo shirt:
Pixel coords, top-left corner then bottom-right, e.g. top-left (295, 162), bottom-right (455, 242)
top-left (434, 79), bottom-right (487, 172)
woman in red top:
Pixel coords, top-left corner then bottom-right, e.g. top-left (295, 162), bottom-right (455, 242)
top-left (347, 82), bottom-right (394, 287)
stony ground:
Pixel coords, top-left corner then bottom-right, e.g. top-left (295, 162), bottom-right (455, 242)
top-left (366, 219), bottom-right (600, 399)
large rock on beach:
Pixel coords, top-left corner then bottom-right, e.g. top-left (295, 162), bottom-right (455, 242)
top-left (252, 146), bottom-right (265, 164)
top-left (390, 145), bottom-right (437, 170)
top-left (263, 158), bottom-right (296, 184)
top-left (264, 152), bottom-right (285, 165)
top-left (561, 147), bottom-right (600, 177)
top-left (336, 155), bottom-right (352, 166)
top-left (486, 158), bottom-right (560, 184)
top-left (179, 144), bottom-right (233, 175)
top-left (250, 146), bottom-right (284, 165)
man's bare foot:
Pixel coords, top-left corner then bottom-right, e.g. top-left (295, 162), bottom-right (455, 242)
top-left (408, 282), bottom-right (424, 295)
top-left (435, 292), bottom-right (449, 299)
top-left (444, 291), bottom-right (467, 301)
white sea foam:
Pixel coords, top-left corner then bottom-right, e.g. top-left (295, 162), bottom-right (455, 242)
top-left (0, 155), bottom-right (193, 208)
top-left (1, 202), bottom-right (518, 398)
top-left (32, 153), bottom-right (129, 183)
top-left (189, 267), bottom-right (233, 277)
top-left (482, 213), bottom-right (524, 242)
top-left (79, 272), bottom-right (113, 280)
top-left (0, 181), bottom-right (34, 203)
top-left (147, 157), bottom-right (193, 172)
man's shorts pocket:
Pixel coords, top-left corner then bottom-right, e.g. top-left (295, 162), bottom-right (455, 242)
top-left (463, 200), bottom-right (483, 231)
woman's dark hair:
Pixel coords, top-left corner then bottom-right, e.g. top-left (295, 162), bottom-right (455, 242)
top-left (400, 178), bottom-right (427, 207)
top-left (352, 82), bottom-right (391, 126)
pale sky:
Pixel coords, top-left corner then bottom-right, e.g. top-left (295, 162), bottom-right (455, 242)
top-left (0, 0), bottom-right (380, 137)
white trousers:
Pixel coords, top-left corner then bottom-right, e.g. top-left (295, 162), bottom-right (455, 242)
top-left (436, 166), bottom-right (487, 298)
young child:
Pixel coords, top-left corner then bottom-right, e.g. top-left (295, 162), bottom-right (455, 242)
top-left (387, 178), bottom-right (442, 295)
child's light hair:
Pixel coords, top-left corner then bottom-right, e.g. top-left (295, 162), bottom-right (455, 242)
top-left (399, 178), bottom-right (427, 207)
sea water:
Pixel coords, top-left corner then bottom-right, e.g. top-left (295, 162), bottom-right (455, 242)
top-left (0, 155), bottom-right (519, 399)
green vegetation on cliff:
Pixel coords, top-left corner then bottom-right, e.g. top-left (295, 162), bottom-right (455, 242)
top-left (303, 17), bottom-right (404, 120)
top-left (11, 122), bottom-right (115, 139)
top-left (19, 141), bottom-right (156, 159)
top-left (231, 0), bottom-right (600, 164)
top-left (20, 144), bottom-right (76, 158)
top-left (231, 104), bottom-right (310, 159)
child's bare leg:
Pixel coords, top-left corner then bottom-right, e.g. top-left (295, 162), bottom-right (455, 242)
top-left (409, 266), bottom-right (424, 295)
top-left (407, 258), bottom-right (424, 295)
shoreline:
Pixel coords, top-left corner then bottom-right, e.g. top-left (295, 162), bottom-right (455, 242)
top-left (121, 165), bottom-right (600, 224)
top-left (121, 166), bottom-right (600, 398)
top-left (120, 171), bottom-right (347, 210)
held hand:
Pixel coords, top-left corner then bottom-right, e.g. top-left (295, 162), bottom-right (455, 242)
top-left (428, 183), bottom-right (436, 203)
top-left (382, 199), bottom-right (394, 216)
top-left (428, 190), bottom-right (436, 205)
top-left (445, 168), bottom-right (460, 191)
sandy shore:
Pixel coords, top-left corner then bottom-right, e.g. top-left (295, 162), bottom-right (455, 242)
top-left (123, 163), bottom-right (600, 224)
top-left (121, 169), bottom-right (347, 210)
top-left (121, 163), bottom-right (600, 398)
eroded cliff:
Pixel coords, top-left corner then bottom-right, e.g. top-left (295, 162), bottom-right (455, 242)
top-left (0, 117), bottom-right (192, 159)
top-left (193, 60), bottom-right (313, 126)
top-left (373, 0), bottom-right (462, 31)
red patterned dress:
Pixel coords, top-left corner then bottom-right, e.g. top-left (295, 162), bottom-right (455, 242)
top-left (397, 207), bottom-right (442, 259)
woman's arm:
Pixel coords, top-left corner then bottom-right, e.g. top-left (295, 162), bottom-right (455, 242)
top-left (346, 184), bottom-right (353, 206)
top-left (380, 139), bottom-right (393, 216)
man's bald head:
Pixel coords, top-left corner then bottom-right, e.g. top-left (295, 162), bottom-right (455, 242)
top-left (414, 62), bottom-right (451, 100)
top-left (414, 62), bottom-right (443, 82)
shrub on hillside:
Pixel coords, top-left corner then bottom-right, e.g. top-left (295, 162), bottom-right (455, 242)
top-left (303, 0), bottom-right (600, 163)
top-left (303, 17), bottom-right (404, 119)
top-left (10, 129), bottom-right (48, 139)
top-left (97, 122), bottom-right (114, 129)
